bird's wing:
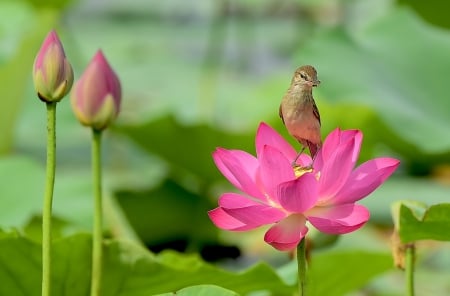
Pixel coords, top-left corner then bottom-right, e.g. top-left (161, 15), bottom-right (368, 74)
top-left (279, 104), bottom-right (285, 124)
top-left (312, 99), bottom-right (321, 125)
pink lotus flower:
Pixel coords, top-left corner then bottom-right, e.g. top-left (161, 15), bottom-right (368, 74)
top-left (209, 123), bottom-right (400, 251)
top-left (33, 30), bottom-right (73, 102)
top-left (71, 50), bottom-right (121, 131)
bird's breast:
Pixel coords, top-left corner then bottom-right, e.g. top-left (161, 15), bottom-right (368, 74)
top-left (281, 94), bottom-right (321, 145)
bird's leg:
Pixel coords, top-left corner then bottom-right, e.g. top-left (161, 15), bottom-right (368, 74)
top-left (292, 146), bottom-right (306, 167)
top-left (306, 156), bottom-right (316, 169)
top-left (311, 151), bottom-right (318, 165)
top-left (310, 143), bottom-right (322, 168)
top-left (304, 142), bottom-right (320, 169)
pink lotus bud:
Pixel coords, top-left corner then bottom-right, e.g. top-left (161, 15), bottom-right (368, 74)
top-left (70, 50), bottom-right (122, 131)
top-left (33, 30), bottom-right (74, 102)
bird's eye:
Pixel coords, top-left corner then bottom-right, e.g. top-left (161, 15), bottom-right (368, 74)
top-left (300, 73), bottom-right (308, 80)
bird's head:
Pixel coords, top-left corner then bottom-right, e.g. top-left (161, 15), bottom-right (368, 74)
top-left (291, 65), bottom-right (320, 88)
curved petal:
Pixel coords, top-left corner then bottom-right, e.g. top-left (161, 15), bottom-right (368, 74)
top-left (264, 214), bottom-right (308, 251)
top-left (314, 129), bottom-right (362, 171)
top-left (314, 128), bottom-right (341, 170)
top-left (306, 204), bottom-right (369, 234)
top-left (222, 205), bottom-right (286, 227)
top-left (208, 208), bottom-right (256, 231)
top-left (318, 138), bottom-right (357, 199)
top-left (218, 193), bottom-right (261, 208)
top-left (278, 173), bottom-right (318, 213)
top-left (343, 130), bottom-right (363, 164)
top-left (218, 193), bottom-right (286, 226)
top-left (296, 153), bottom-right (313, 168)
top-left (258, 145), bottom-right (295, 202)
top-left (332, 158), bottom-right (400, 204)
top-left (213, 148), bottom-right (265, 200)
top-left (256, 122), bottom-right (297, 160)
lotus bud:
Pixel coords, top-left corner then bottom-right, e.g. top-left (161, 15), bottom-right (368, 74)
top-left (71, 50), bottom-right (121, 131)
top-left (33, 30), bottom-right (74, 102)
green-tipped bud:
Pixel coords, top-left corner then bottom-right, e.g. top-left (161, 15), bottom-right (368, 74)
top-left (33, 30), bottom-right (74, 102)
top-left (71, 50), bottom-right (122, 131)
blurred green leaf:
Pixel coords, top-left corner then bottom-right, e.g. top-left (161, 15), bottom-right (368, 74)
top-left (361, 177), bottom-right (450, 225)
top-left (398, 203), bottom-right (450, 243)
top-left (0, 1), bottom-right (59, 154)
top-left (0, 235), bottom-right (40, 294)
top-left (308, 251), bottom-right (392, 296)
top-left (391, 199), bottom-right (427, 231)
top-left (115, 179), bottom-right (217, 248)
top-left (23, 215), bottom-right (69, 243)
top-left (116, 115), bottom-right (254, 183)
top-left (153, 250), bottom-right (293, 295)
top-left (298, 7), bottom-right (450, 155)
top-left (0, 156), bottom-right (91, 231)
top-left (0, 232), bottom-right (294, 295)
top-left (0, 155), bottom-right (147, 243)
top-left (24, 0), bottom-right (75, 10)
top-left (398, 0), bottom-right (450, 29)
top-left (52, 170), bottom-right (93, 230)
top-left (0, 156), bottom-right (44, 226)
top-left (312, 101), bottom-right (386, 162)
top-left (155, 285), bottom-right (239, 296)
top-left (0, 232), bottom-right (90, 295)
top-left (277, 250), bottom-right (393, 295)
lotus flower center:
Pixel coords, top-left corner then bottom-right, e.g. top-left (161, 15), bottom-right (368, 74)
top-left (293, 165), bottom-right (312, 178)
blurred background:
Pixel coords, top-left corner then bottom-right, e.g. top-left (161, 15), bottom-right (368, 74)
top-left (1, 0), bottom-right (449, 294)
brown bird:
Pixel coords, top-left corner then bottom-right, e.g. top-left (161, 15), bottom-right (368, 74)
top-left (279, 65), bottom-right (321, 164)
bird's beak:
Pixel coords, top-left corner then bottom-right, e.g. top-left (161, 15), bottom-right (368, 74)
top-left (312, 80), bottom-right (321, 87)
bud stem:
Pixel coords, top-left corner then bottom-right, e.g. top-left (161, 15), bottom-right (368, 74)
top-left (42, 102), bottom-right (57, 296)
top-left (91, 129), bottom-right (103, 296)
top-left (405, 243), bottom-right (415, 296)
top-left (297, 238), bottom-right (308, 296)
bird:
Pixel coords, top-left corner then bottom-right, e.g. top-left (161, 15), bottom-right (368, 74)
top-left (279, 65), bottom-right (322, 164)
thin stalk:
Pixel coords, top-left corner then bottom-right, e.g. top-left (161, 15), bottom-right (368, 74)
top-left (297, 238), bottom-right (307, 296)
top-left (90, 129), bottom-right (103, 296)
top-left (405, 243), bottom-right (415, 296)
top-left (42, 102), bottom-right (57, 296)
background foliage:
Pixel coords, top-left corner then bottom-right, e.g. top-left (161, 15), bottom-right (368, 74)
top-left (0, 0), bottom-right (449, 295)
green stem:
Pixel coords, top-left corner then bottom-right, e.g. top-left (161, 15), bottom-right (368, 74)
top-left (42, 102), bottom-right (57, 296)
top-left (405, 243), bottom-right (415, 296)
top-left (297, 238), bottom-right (307, 296)
top-left (91, 129), bottom-right (103, 296)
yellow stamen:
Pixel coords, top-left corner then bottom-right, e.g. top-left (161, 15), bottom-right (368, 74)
top-left (293, 164), bottom-right (313, 178)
